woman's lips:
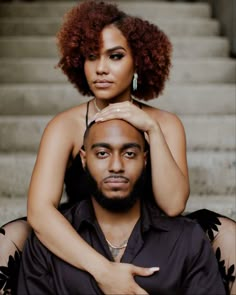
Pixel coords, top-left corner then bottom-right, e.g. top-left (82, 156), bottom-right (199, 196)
top-left (94, 80), bottom-right (112, 88)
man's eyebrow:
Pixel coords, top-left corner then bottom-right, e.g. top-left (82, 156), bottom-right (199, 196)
top-left (91, 143), bottom-right (111, 150)
top-left (122, 143), bottom-right (142, 151)
top-left (90, 142), bottom-right (142, 150)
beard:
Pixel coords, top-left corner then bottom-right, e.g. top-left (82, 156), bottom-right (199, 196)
top-left (84, 165), bottom-right (146, 213)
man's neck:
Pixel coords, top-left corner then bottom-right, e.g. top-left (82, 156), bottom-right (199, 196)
top-left (91, 198), bottom-right (141, 261)
top-left (92, 198), bottom-right (140, 225)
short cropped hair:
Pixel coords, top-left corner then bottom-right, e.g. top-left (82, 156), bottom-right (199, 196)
top-left (83, 120), bottom-right (149, 152)
top-left (57, 1), bottom-right (172, 100)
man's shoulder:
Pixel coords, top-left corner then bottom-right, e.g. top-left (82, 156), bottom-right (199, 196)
top-left (147, 202), bottom-right (199, 230)
top-left (160, 214), bottom-right (202, 234)
top-left (147, 203), bottom-right (205, 241)
top-left (60, 199), bottom-right (94, 228)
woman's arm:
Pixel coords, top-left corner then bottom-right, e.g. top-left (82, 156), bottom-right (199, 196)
top-left (147, 111), bottom-right (190, 216)
top-left (95, 101), bottom-right (190, 216)
top-left (27, 112), bottom-right (156, 294)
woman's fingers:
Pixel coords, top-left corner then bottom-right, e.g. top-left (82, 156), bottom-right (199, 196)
top-left (94, 101), bottom-right (154, 133)
top-left (132, 266), bottom-right (160, 277)
top-left (96, 262), bottom-right (159, 294)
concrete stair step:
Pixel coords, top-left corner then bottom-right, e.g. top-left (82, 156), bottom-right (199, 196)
top-left (181, 115), bottom-right (236, 151)
top-left (0, 36), bottom-right (230, 58)
top-left (184, 195), bottom-right (236, 220)
top-left (0, 196), bottom-right (27, 226)
top-left (0, 58), bottom-right (235, 83)
top-left (0, 2), bottom-right (211, 19)
top-left (0, 84), bottom-right (235, 116)
top-left (0, 194), bottom-right (235, 226)
top-left (0, 17), bottom-right (219, 37)
top-left (0, 115), bottom-right (235, 152)
top-left (0, 151), bottom-right (235, 198)
top-left (151, 84), bottom-right (236, 115)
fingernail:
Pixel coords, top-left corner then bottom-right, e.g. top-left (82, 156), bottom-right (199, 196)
top-left (95, 117), bottom-right (103, 122)
top-left (149, 267), bottom-right (160, 272)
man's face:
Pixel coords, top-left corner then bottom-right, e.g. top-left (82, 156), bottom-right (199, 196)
top-left (80, 120), bottom-right (147, 211)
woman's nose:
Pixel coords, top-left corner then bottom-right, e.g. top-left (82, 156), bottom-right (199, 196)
top-left (96, 57), bottom-right (108, 74)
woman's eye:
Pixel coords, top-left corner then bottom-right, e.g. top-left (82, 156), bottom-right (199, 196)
top-left (87, 54), bottom-right (97, 61)
top-left (110, 53), bottom-right (124, 60)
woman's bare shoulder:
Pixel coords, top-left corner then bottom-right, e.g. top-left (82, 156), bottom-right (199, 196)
top-left (45, 103), bottom-right (88, 133)
top-left (142, 102), bottom-right (184, 132)
top-left (39, 102), bottom-right (89, 156)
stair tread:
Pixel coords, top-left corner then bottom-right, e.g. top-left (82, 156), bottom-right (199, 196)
top-left (0, 194), bottom-right (234, 226)
top-left (0, 36), bottom-right (230, 58)
top-left (1, 58), bottom-right (235, 84)
top-left (0, 2), bottom-right (211, 19)
top-left (0, 0), bottom-right (234, 218)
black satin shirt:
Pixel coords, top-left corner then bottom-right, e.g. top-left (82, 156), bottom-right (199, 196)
top-left (17, 200), bottom-right (225, 295)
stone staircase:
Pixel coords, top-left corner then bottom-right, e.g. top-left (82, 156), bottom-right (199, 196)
top-left (0, 1), bottom-right (235, 225)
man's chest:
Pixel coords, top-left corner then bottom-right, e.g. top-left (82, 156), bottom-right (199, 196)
top-left (50, 231), bottom-right (186, 294)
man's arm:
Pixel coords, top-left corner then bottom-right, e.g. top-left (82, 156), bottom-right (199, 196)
top-left (17, 231), bottom-right (54, 294)
top-left (182, 222), bottom-right (226, 295)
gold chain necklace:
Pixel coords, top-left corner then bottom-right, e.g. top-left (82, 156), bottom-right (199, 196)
top-left (93, 98), bottom-right (101, 112)
top-left (105, 238), bottom-right (128, 249)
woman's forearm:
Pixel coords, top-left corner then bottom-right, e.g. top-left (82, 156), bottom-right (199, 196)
top-left (28, 206), bottom-right (110, 278)
top-left (147, 123), bottom-right (190, 216)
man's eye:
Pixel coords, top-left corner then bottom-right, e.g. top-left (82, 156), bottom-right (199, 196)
top-left (96, 151), bottom-right (109, 158)
top-left (124, 151), bottom-right (136, 158)
top-left (110, 53), bottom-right (124, 60)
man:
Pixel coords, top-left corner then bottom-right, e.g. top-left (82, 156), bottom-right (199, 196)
top-left (17, 119), bottom-right (225, 294)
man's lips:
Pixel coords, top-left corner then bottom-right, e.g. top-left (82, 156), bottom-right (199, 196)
top-left (104, 176), bottom-right (129, 183)
top-left (103, 176), bottom-right (129, 187)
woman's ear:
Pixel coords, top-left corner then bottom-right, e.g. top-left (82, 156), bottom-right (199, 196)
top-left (79, 148), bottom-right (86, 169)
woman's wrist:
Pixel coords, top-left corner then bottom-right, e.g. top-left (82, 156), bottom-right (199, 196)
top-left (146, 120), bottom-right (161, 136)
top-left (86, 256), bottom-right (112, 281)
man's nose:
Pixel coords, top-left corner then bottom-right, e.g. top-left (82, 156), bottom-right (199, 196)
top-left (96, 57), bottom-right (108, 74)
top-left (108, 154), bottom-right (124, 173)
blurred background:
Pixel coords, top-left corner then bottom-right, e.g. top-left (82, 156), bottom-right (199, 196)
top-left (0, 0), bottom-right (235, 224)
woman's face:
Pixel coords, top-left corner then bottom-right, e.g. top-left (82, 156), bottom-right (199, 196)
top-left (84, 25), bottom-right (135, 104)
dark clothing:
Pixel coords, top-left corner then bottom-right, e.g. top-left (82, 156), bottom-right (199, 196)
top-left (17, 200), bottom-right (225, 295)
top-left (0, 102), bottom-right (234, 294)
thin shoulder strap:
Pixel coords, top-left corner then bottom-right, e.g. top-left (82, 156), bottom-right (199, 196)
top-left (133, 99), bottom-right (143, 109)
top-left (85, 101), bottom-right (90, 128)
top-left (138, 101), bottom-right (143, 109)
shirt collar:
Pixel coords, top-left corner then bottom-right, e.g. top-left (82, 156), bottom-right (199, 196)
top-left (141, 201), bottom-right (171, 232)
top-left (72, 199), bottom-right (97, 231)
top-left (71, 199), bottom-right (171, 233)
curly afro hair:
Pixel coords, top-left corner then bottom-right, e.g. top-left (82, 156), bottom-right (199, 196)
top-left (57, 1), bottom-right (172, 101)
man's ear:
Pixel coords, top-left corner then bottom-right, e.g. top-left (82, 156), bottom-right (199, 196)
top-left (79, 148), bottom-right (86, 169)
top-left (144, 151), bottom-right (148, 167)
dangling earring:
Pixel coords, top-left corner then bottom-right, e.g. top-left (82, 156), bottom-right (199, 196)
top-left (132, 73), bottom-right (138, 91)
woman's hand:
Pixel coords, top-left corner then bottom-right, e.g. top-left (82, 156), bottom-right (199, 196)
top-left (94, 101), bottom-right (157, 135)
top-left (96, 261), bottom-right (159, 295)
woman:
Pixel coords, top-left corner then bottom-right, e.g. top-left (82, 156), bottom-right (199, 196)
top-left (0, 1), bottom-right (235, 294)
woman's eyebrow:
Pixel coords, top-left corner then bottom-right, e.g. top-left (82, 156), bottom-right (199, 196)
top-left (106, 46), bottom-right (126, 53)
